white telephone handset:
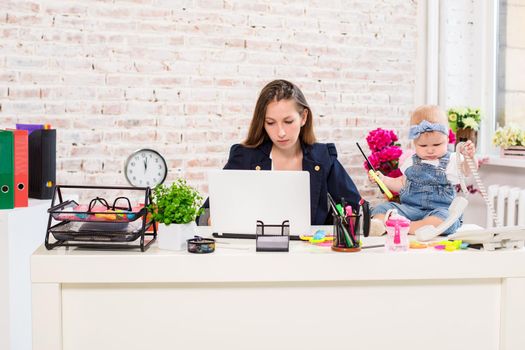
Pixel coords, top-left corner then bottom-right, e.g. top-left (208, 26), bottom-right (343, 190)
top-left (415, 142), bottom-right (497, 241)
top-left (415, 196), bottom-right (468, 241)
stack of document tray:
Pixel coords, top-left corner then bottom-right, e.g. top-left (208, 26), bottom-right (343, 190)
top-left (45, 185), bottom-right (157, 251)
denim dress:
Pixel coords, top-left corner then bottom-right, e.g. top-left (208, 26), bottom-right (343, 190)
top-left (372, 152), bottom-right (461, 235)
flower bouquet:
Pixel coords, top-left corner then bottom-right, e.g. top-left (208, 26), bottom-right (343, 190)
top-left (492, 124), bottom-right (525, 158)
top-left (363, 128), bottom-right (403, 201)
top-left (447, 107), bottom-right (482, 145)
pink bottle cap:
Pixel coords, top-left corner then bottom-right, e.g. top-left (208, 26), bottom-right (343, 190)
top-left (385, 216), bottom-right (410, 227)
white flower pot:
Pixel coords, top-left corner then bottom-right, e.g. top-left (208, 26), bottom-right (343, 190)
top-left (500, 146), bottom-right (525, 159)
top-left (157, 222), bottom-right (196, 251)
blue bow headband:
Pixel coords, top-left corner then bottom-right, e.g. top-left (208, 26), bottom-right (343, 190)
top-left (408, 120), bottom-right (448, 139)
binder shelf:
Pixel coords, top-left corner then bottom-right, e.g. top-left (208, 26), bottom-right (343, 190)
top-left (45, 185), bottom-right (157, 251)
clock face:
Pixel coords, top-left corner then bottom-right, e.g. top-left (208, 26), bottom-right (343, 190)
top-left (125, 149), bottom-right (167, 188)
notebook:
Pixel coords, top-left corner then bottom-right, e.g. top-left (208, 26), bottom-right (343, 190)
top-left (208, 169), bottom-right (311, 239)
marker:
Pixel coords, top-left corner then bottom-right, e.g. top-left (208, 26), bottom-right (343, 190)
top-left (345, 205), bottom-right (357, 243)
top-left (335, 204), bottom-right (344, 217)
top-left (356, 142), bottom-right (394, 199)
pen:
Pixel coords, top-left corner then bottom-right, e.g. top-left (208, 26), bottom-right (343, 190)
top-left (340, 220), bottom-right (355, 247)
top-left (327, 193), bottom-right (340, 217)
top-left (356, 142), bottom-right (394, 199)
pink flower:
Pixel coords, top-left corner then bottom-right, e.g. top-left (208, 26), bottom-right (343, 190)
top-left (363, 128), bottom-right (403, 179)
top-left (388, 168), bottom-right (403, 178)
top-left (365, 152), bottom-right (381, 170)
top-left (366, 128), bottom-right (399, 152)
top-left (378, 146), bottom-right (402, 162)
top-left (448, 128), bottom-right (456, 144)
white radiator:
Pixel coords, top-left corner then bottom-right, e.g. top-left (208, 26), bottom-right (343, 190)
top-left (487, 185), bottom-right (525, 227)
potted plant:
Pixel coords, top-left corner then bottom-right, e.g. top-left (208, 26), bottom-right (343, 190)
top-left (492, 124), bottom-right (525, 158)
top-left (447, 107), bottom-right (482, 145)
top-left (148, 178), bottom-right (204, 251)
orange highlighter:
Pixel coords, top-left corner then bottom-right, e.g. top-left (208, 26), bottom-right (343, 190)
top-left (356, 142), bottom-right (393, 199)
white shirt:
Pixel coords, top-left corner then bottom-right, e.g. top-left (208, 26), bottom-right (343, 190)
top-left (400, 153), bottom-right (464, 185)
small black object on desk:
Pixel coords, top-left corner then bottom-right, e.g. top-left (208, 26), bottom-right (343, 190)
top-left (187, 236), bottom-right (216, 253)
top-left (255, 220), bottom-right (290, 252)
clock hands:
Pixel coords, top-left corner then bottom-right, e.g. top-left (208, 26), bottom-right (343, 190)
top-left (143, 158), bottom-right (148, 172)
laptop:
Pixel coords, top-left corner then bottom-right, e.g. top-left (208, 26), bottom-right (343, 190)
top-left (208, 169), bottom-right (311, 239)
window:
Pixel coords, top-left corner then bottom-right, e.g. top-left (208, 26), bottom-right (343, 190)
top-left (496, 0), bottom-right (525, 129)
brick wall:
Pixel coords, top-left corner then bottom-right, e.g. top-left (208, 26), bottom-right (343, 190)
top-left (0, 0), bottom-right (419, 201)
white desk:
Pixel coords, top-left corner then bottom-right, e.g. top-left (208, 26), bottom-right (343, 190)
top-left (1, 199), bottom-right (51, 350)
top-left (31, 226), bottom-right (525, 350)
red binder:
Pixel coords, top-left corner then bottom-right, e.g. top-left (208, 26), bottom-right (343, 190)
top-left (7, 129), bottom-right (29, 207)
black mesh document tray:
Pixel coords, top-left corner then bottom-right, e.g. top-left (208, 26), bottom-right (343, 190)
top-left (45, 185), bottom-right (157, 251)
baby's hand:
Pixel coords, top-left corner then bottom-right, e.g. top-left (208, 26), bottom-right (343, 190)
top-left (367, 170), bottom-right (382, 184)
top-left (461, 140), bottom-right (476, 158)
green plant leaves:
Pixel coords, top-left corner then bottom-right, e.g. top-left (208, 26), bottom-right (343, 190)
top-left (148, 178), bottom-right (204, 225)
top-left (448, 107), bottom-right (482, 132)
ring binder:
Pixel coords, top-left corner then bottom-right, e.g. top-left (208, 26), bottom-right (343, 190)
top-left (6, 129), bottom-right (29, 207)
top-left (0, 130), bottom-right (14, 209)
top-left (28, 129), bottom-right (56, 199)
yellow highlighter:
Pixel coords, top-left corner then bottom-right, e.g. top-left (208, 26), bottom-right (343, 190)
top-left (356, 142), bottom-right (394, 199)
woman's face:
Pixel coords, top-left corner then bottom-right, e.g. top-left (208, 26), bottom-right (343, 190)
top-left (413, 131), bottom-right (448, 160)
top-left (264, 99), bottom-right (307, 152)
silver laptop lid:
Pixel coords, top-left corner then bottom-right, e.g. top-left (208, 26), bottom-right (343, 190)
top-left (208, 169), bottom-right (311, 236)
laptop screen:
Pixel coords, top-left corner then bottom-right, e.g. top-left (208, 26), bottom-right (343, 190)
top-left (208, 169), bottom-right (311, 238)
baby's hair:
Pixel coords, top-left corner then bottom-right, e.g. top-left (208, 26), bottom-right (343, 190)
top-left (410, 105), bottom-right (448, 128)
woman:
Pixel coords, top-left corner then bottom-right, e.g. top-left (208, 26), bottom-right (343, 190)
top-left (200, 79), bottom-right (361, 225)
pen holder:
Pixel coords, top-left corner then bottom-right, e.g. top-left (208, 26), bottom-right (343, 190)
top-left (331, 213), bottom-right (361, 252)
top-left (255, 220), bottom-right (290, 252)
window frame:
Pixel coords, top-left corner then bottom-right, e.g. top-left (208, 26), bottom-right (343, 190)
top-left (479, 0), bottom-right (499, 156)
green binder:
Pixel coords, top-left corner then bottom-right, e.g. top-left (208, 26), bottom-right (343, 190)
top-left (0, 130), bottom-right (14, 209)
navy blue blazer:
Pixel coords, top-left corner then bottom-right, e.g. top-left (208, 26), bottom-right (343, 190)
top-left (202, 140), bottom-right (361, 225)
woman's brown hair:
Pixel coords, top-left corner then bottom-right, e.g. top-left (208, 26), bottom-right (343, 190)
top-left (243, 79), bottom-right (316, 147)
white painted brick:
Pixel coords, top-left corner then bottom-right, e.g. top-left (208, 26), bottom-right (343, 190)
top-left (106, 74), bottom-right (147, 87)
top-left (124, 88), bottom-right (155, 101)
top-left (126, 101), bottom-right (164, 115)
top-left (43, 102), bottom-right (66, 115)
top-left (154, 88), bottom-right (187, 102)
top-left (1, 101), bottom-right (45, 114)
top-left (5, 56), bottom-right (47, 69)
top-left (81, 159), bottom-right (103, 173)
top-left (93, 60), bottom-right (133, 73)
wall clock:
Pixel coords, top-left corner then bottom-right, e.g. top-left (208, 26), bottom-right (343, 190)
top-left (125, 149), bottom-right (167, 188)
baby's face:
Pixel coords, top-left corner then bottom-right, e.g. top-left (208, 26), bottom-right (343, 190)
top-left (414, 132), bottom-right (448, 160)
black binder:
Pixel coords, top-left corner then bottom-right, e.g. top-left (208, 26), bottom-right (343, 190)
top-left (28, 129), bottom-right (56, 199)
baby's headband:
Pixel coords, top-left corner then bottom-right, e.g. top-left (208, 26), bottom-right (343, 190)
top-left (408, 120), bottom-right (448, 139)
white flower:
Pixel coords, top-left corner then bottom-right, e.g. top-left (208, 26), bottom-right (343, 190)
top-left (492, 125), bottom-right (525, 148)
top-left (461, 117), bottom-right (479, 130)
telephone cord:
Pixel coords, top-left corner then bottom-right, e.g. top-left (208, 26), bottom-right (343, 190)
top-left (456, 143), bottom-right (501, 227)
